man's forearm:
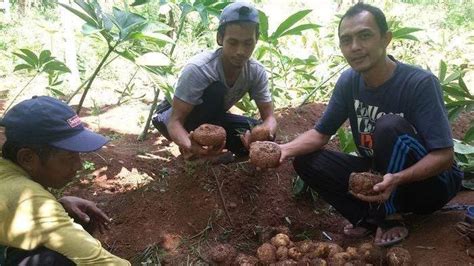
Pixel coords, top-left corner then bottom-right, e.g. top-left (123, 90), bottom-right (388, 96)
top-left (281, 129), bottom-right (329, 158)
top-left (261, 115), bottom-right (277, 137)
top-left (392, 148), bottom-right (454, 186)
top-left (167, 120), bottom-right (191, 150)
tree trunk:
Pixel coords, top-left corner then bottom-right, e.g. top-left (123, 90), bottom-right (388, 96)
top-left (59, 0), bottom-right (81, 91)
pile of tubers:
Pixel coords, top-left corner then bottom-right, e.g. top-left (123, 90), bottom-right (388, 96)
top-left (208, 233), bottom-right (412, 265)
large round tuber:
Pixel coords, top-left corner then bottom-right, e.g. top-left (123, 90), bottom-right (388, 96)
top-left (349, 172), bottom-right (383, 196)
top-left (192, 124), bottom-right (226, 147)
top-left (257, 243), bottom-right (277, 264)
top-left (386, 247), bottom-right (411, 266)
top-left (249, 141), bottom-right (281, 169)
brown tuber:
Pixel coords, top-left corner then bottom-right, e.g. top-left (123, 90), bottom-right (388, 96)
top-left (257, 243), bottom-right (276, 264)
top-left (271, 233), bottom-right (291, 247)
top-left (276, 246), bottom-right (289, 261)
top-left (249, 141), bottom-right (281, 169)
top-left (349, 172), bottom-right (383, 196)
top-left (358, 242), bottom-right (384, 264)
top-left (386, 247), bottom-right (411, 266)
top-left (287, 247), bottom-right (302, 261)
top-left (233, 253), bottom-right (258, 266)
top-left (274, 259), bottom-right (298, 266)
top-left (250, 125), bottom-right (272, 143)
top-left (192, 123), bottom-right (226, 147)
top-left (208, 243), bottom-right (236, 264)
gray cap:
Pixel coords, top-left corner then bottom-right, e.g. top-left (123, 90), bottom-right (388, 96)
top-left (219, 1), bottom-right (259, 26)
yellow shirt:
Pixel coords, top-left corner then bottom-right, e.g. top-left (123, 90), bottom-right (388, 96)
top-left (0, 158), bottom-right (130, 265)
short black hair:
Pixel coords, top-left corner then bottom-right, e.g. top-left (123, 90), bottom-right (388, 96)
top-left (2, 141), bottom-right (58, 164)
top-left (217, 21), bottom-right (260, 45)
top-left (338, 2), bottom-right (388, 36)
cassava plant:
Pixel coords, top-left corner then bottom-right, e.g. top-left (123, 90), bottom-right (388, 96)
top-left (59, 0), bottom-right (173, 113)
top-left (7, 49), bottom-right (70, 113)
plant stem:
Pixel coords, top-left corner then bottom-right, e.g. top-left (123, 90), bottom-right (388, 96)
top-left (300, 63), bottom-right (348, 106)
top-left (117, 67), bottom-right (139, 105)
top-left (76, 44), bottom-right (117, 114)
top-left (169, 13), bottom-right (186, 58)
top-left (3, 73), bottom-right (38, 114)
top-left (137, 83), bottom-right (160, 141)
top-left (66, 54), bottom-right (120, 104)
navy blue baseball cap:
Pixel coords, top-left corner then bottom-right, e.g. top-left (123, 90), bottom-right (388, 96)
top-left (219, 1), bottom-right (259, 26)
top-left (0, 96), bottom-right (109, 152)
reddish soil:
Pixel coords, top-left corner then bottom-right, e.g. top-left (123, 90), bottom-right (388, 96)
top-left (3, 102), bottom-right (473, 264)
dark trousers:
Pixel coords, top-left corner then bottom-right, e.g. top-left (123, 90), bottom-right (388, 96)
top-left (152, 81), bottom-right (260, 156)
top-left (3, 246), bottom-right (75, 266)
top-left (293, 114), bottom-right (463, 226)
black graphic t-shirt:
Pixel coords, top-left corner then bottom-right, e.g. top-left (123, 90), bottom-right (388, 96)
top-left (315, 59), bottom-right (453, 158)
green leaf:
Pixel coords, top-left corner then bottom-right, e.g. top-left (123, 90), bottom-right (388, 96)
top-left (14, 64), bottom-right (34, 72)
top-left (292, 176), bottom-right (308, 197)
top-left (42, 61), bottom-right (71, 73)
top-left (48, 87), bottom-right (66, 97)
top-left (258, 10), bottom-right (269, 41)
top-left (443, 85), bottom-right (470, 98)
top-left (13, 52), bottom-right (36, 68)
top-left (110, 7), bottom-right (147, 41)
top-left (454, 139), bottom-right (474, 155)
top-left (130, 0), bottom-right (150, 6)
top-left (443, 71), bottom-right (461, 85)
top-left (38, 50), bottom-right (53, 66)
top-left (447, 106), bottom-right (463, 121)
top-left (129, 31), bottom-right (174, 44)
top-left (458, 76), bottom-right (471, 95)
top-left (82, 23), bottom-right (102, 35)
top-left (272, 9), bottom-right (312, 40)
top-left (19, 49), bottom-right (39, 67)
top-left (391, 27), bottom-right (422, 40)
top-left (438, 60), bottom-right (447, 82)
top-left (59, 2), bottom-right (98, 28)
top-left (279, 23), bottom-right (320, 37)
top-left (464, 126), bottom-right (474, 144)
top-left (445, 100), bottom-right (474, 108)
top-left (179, 2), bottom-right (193, 16)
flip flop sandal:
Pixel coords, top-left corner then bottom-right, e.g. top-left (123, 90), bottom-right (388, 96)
top-left (343, 221), bottom-right (377, 238)
top-left (374, 219), bottom-right (409, 247)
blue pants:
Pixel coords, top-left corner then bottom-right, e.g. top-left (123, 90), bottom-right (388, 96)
top-left (152, 81), bottom-right (260, 156)
top-left (293, 114), bottom-right (463, 226)
top-left (2, 246), bottom-right (74, 266)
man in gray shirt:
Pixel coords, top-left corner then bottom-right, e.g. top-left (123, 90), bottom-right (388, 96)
top-left (152, 2), bottom-right (277, 160)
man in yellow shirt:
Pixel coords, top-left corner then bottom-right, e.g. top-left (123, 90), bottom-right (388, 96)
top-left (0, 96), bottom-right (129, 265)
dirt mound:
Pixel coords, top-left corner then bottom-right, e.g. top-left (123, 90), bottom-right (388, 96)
top-left (1, 102), bottom-right (468, 264)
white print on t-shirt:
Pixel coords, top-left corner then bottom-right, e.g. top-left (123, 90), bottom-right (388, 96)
top-left (354, 99), bottom-right (404, 156)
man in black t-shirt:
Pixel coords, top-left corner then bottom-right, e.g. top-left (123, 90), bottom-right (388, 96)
top-left (279, 3), bottom-right (462, 247)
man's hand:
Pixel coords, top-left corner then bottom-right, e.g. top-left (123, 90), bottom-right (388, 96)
top-left (181, 131), bottom-right (227, 160)
top-left (59, 196), bottom-right (111, 234)
top-left (350, 173), bottom-right (399, 203)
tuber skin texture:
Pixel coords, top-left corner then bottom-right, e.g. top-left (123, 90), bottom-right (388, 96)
top-left (349, 172), bottom-right (383, 196)
top-left (257, 243), bottom-right (277, 264)
top-left (249, 141), bottom-right (281, 169)
top-left (386, 247), bottom-right (412, 266)
top-left (192, 123), bottom-right (226, 147)
top-left (208, 243), bottom-right (236, 264)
